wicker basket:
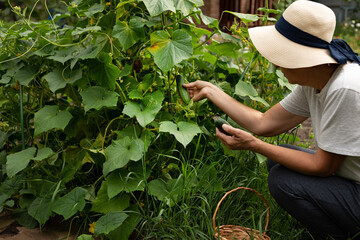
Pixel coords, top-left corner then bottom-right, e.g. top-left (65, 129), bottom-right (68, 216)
top-left (212, 187), bottom-right (271, 240)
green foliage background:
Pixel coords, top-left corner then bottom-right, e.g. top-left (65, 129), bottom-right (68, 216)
top-left (0, 0), bottom-right (299, 239)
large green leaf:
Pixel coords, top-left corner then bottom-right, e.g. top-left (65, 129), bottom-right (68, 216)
top-left (72, 26), bottom-right (102, 36)
top-left (88, 52), bottom-right (120, 90)
top-left (44, 67), bottom-right (82, 92)
top-left (80, 86), bottom-right (118, 112)
top-left (77, 235), bottom-right (94, 240)
top-left (103, 137), bottom-right (144, 176)
top-left (276, 69), bottom-right (295, 91)
top-left (94, 212), bottom-right (128, 236)
top-left (47, 46), bottom-right (78, 64)
top-left (91, 182), bottom-right (130, 214)
top-left (14, 65), bottom-right (37, 86)
top-left (143, 0), bottom-right (175, 16)
top-left (174, 0), bottom-right (204, 15)
top-left (159, 121), bottom-right (201, 148)
top-left (6, 148), bottom-right (55, 178)
top-left (148, 176), bottom-right (184, 206)
top-left (28, 196), bottom-right (51, 225)
top-left (106, 165), bottom-right (149, 198)
top-left (6, 148), bottom-right (36, 177)
top-left (148, 30), bottom-right (193, 72)
top-left (112, 17), bottom-right (145, 50)
top-left (34, 105), bottom-right (73, 136)
top-left (123, 90), bottom-right (164, 127)
top-left (32, 148), bottom-right (55, 161)
top-left (206, 42), bottom-right (240, 59)
top-left (107, 205), bottom-right (141, 240)
top-left (224, 11), bottom-right (259, 24)
top-left (234, 81), bottom-right (269, 107)
top-left (52, 187), bottom-right (88, 220)
top-left (84, 3), bottom-right (105, 17)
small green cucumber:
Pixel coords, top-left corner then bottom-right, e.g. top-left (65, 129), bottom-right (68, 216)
top-left (176, 75), bottom-right (190, 104)
top-left (215, 117), bottom-right (232, 136)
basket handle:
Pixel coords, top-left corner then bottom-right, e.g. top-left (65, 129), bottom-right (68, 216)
top-left (212, 187), bottom-right (270, 234)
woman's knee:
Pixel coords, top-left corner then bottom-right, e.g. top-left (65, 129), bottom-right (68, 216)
top-left (267, 164), bottom-right (299, 201)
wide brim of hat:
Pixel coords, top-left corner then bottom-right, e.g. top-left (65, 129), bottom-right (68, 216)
top-left (248, 25), bottom-right (337, 69)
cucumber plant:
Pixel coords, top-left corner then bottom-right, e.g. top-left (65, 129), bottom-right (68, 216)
top-left (0, 0), bottom-right (291, 239)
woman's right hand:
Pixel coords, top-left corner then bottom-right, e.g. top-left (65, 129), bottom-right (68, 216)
top-left (182, 80), bottom-right (215, 102)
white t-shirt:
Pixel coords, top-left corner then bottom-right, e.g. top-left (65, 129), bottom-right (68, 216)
top-left (280, 63), bottom-right (360, 184)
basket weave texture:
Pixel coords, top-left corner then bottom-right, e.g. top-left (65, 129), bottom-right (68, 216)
top-left (212, 187), bottom-right (271, 240)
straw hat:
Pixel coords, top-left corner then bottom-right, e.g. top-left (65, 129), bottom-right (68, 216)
top-left (248, 0), bottom-right (338, 68)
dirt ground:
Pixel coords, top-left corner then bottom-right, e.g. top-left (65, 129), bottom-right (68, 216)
top-left (0, 212), bottom-right (75, 240)
top-left (0, 119), bottom-right (314, 240)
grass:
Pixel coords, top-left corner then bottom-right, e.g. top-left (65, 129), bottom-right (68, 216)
top-left (130, 133), bottom-right (313, 240)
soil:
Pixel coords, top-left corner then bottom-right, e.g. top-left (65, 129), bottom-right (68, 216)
top-left (295, 118), bottom-right (315, 149)
top-left (0, 212), bottom-right (76, 240)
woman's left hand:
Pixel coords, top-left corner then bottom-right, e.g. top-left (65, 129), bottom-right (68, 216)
top-left (215, 124), bottom-right (258, 151)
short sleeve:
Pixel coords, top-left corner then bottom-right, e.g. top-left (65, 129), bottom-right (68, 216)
top-left (318, 88), bottom-right (360, 156)
top-left (280, 86), bottom-right (311, 117)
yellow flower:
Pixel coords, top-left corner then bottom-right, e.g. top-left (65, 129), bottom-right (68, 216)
top-left (106, 2), bottom-right (111, 6)
top-left (88, 222), bottom-right (95, 234)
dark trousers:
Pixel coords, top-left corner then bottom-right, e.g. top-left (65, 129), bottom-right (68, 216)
top-left (267, 144), bottom-right (360, 240)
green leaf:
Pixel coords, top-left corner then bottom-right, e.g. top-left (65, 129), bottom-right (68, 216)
top-left (112, 17), bottom-right (145, 50)
top-left (159, 121), bottom-right (201, 148)
top-left (248, 96), bottom-right (270, 107)
top-left (60, 147), bottom-right (84, 184)
top-left (234, 80), bottom-right (269, 107)
top-left (255, 153), bottom-right (267, 164)
top-left (123, 90), bottom-right (164, 127)
top-left (148, 30), bottom-right (193, 72)
top-left (28, 196), bottom-right (51, 225)
top-left (52, 187), bottom-right (87, 220)
top-left (174, 0), bottom-right (204, 15)
top-left (34, 105), bottom-right (73, 136)
top-left (6, 148), bottom-right (36, 177)
top-left (84, 3), bottom-right (105, 17)
top-left (276, 69), bottom-right (295, 91)
top-left (72, 26), bottom-right (102, 35)
top-left (106, 166), bottom-right (149, 198)
top-left (224, 11), bottom-right (259, 24)
top-left (199, 10), bottom-right (218, 28)
top-left (44, 68), bottom-right (82, 92)
top-left (148, 177), bottom-right (184, 206)
top-left (14, 65), bottom-right (37, 86)
top-left (143, 0), bottom-right (175, 16)
top-left (94, 212), bottom-right (128, 236)
top-left (205, 42), bottom-right (240, 59)
top-left (77, 235), bottom-right (94, 240)
top-left (103, 137), bottom-right (144, 176)
top-left (47, 46), bottom-right (78, 64)
top-left (235, 80), bottom-right (259, 97)
top-left (91, 182), bottom-right (130, 214)
top-left (32, 148), bottom-right (55, 161)
top-left (107, 205), bottom-right (141, 240)
top-left (80, 86), bottom-right (118, 112)
top-left (89, 52), bottom-right (120, 90)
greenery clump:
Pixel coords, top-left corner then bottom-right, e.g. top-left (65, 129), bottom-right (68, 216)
top-left (0, 0), bottom-right (306, 239)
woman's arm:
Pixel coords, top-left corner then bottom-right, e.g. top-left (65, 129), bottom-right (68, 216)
top-left (183, 80), bottom-right (307, 136)
top-left (218, 125), bottom-right (345, 176)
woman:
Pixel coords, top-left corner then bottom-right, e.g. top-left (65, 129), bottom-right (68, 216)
top-left (184, 1), bottom-right (360, 239)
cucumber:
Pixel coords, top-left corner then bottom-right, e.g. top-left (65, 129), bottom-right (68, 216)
top-left (176, 75), bottom-right (190, 104)
top-left (215, 117), bottom-right (232, 136)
